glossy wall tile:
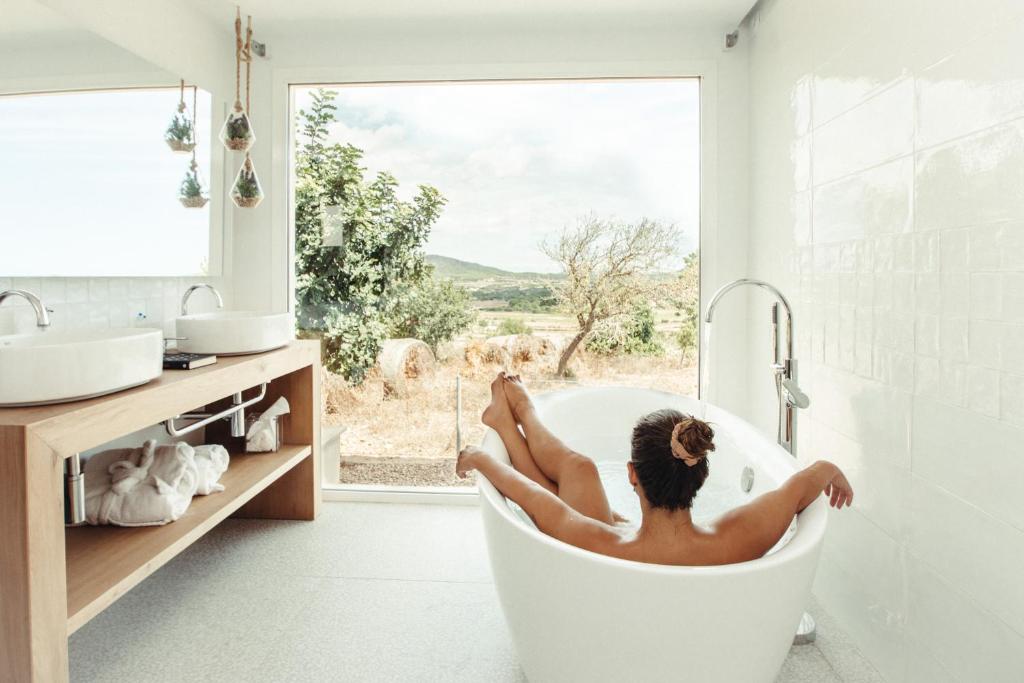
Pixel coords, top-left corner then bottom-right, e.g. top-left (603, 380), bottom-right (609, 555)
top-left (746, 0), bottom-right (1024, 679)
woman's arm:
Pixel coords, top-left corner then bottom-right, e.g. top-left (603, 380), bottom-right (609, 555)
top-left (457, 446), bottom-right (613, 548)
top-left (715, 460), bottom-right (853, 559)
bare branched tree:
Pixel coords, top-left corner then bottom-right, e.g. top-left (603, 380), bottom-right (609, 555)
top-left (542, 215), bottom-right (680, 376)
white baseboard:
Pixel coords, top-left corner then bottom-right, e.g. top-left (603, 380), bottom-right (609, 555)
top-left (322, 484), bottom-right (480, 506)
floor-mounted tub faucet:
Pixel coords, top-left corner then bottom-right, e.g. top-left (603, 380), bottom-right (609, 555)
top-left (0, 289), bottom-right (51, 329)
top-left (704, 279), bottom-right (809, 456)
top-left (180, 283), bottom-right (224, 316)
top-left (705, 278), bottom-right (816, 645)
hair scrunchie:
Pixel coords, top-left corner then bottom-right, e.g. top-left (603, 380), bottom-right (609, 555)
top-left (670, 421), bottom-right (703, 467)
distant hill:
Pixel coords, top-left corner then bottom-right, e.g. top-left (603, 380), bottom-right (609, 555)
top-left (425, 254), bottom-right (562, 281)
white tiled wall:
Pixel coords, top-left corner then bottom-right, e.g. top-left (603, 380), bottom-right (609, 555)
top-left (0, 276), bottom-right (226, 337)
top-left (745, 0), bottom-right (1024, 680)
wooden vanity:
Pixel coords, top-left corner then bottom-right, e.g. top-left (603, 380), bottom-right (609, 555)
top-left (0, 341), bottom-right (321, 682)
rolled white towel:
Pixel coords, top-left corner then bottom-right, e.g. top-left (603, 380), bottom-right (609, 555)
top-left (193, 444), bottom-right (230, 495)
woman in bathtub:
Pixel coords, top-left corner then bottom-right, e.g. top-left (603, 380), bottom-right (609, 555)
top-left (456, 373), bottom-right (853, 566)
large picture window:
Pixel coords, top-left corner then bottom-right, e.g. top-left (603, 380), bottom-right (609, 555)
top-left (290, 78), bottom-right (700, 488)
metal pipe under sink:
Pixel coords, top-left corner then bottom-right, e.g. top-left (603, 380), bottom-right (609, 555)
top-left (64, 453), bottom-right (86, 526)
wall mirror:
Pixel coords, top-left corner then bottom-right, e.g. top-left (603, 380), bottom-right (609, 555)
top-left (0, 0), bottom-right (224, 277)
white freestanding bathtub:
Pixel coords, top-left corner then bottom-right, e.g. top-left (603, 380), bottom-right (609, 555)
top-left (477, 387), bottom-right (828, 683)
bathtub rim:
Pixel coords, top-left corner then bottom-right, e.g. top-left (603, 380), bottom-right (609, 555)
top-left (477, 384), bottom-right (828, 577)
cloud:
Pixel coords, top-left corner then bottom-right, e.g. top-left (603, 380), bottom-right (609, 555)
top-left (295, 79), bottom-right (700, 272)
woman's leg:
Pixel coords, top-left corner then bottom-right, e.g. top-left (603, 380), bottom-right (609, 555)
top-left (502, 376), bottom-right (615, 524)
top-left (481, 374), bottom-right (557, 494)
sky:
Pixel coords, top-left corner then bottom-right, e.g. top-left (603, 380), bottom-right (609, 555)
top-left (294, 79), bottom-right (700, 273)
top-left (0, 87), bottom-right (212, 277)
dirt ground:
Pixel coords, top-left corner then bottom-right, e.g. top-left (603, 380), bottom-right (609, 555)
top-left (326, 338), bottom-right (697, 487)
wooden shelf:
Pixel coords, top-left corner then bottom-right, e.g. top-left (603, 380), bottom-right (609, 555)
top-left (65, 444), bottom-right (311, 634)
top-left (2, 341), bottom-right (320, 681)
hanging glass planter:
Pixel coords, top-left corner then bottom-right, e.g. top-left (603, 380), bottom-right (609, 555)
top-left (231, 154), bottom-right (263, 208)
top-left (219, 106), bottom-right (255, 152)
top-left (220, 9), bottom-right (256, 153)
top-left (179, 160), bottom-right (209, 208)
top-left (165, 80), bottom-right (195, 153)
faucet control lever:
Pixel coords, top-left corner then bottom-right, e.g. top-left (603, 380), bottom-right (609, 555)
top-left (782, 378), bottom-right (810, 409)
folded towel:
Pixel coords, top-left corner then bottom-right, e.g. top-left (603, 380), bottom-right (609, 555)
top-left (83, 439), bottom-right (228, 527)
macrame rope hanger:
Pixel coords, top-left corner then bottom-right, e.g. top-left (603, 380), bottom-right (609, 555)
top-left (234, 7), bottom-right (243, 112)
top-left (190, 84), bottom-right (199, 173)
top-left (243, 12), bottom-right (254, 173)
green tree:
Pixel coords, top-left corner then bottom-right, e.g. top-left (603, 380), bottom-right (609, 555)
top-left (389, 276), bottom-right (476, 354)
top-left (294, 89), bottom-right (449, 382)
top-left (673, 251), bottom-right (700, 360)
top-left (542, 215), bottom-right (679, 376)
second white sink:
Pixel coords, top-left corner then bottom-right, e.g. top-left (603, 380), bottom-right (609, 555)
top-left (175, 311), bottom-right (293, 356)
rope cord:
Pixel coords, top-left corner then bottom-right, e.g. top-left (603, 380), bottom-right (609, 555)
top-left (191, 85), bottom-right (199, 170)
top-left (233, 6), bottom-right (242, 110)
top-left (244, 15), bottom-right (253, 115)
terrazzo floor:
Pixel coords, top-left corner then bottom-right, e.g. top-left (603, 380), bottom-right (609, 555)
top-left (69, 501), bottom-right (883, 682)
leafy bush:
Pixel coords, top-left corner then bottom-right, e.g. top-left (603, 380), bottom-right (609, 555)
top-left (496, 317), bottom-right (533, 336)
top-left (585, 303), bottom-right (664, 356)
top-left (294, 89), bottom-right (455, 383)
top-left (389, 277), bottom-right (476, 354)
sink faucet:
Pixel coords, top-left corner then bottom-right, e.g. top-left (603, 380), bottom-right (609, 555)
top-left (0, 289), bottom-right (51, 329)
top-left (704, 278), bottom-right (809, 456)
top-left (180, 284), bottom-right (224, 316)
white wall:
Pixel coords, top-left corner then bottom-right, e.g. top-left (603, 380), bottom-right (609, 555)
top-left (744, 0), bottom-right (1024, 679)
top-left (233, 21), bottom-right (755, 414)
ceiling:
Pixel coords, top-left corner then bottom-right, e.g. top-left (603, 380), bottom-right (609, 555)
top-left (0, 0), bottom-right (81, 42)
top-left (189, 0), bottom-right (756, 39)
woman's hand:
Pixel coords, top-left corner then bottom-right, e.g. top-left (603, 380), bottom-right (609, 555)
top-left (456, 446), bottom-right (487, 479)
top-left (823, 466), bottom-right (854, 508)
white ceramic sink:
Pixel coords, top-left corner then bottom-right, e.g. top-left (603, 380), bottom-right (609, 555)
top-left (0, 328), bottom-right (163, 407)
top-left (175, 311), bottom-right (293, 355)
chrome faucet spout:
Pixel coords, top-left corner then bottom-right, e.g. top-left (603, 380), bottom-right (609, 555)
top-left (180, 284), bottom-right (224, 316)
top-left (702, 278), bottom-right (806, 456)
top-left (0, 289), bottom-right (51, 328)
top-left (703, 278), bottom-right (794, 360)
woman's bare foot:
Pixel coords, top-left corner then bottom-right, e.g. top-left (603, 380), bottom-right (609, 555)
top-left (502, 374), bottom-right (533, 420)
top-left (481, 372), bottom-right (515, 430)
top-left (456, 446), bottom-right (486, 479)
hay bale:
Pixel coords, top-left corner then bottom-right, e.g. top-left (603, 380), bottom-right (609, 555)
top-left (485, 334), bottom-right (556, 363)
top-left (378, 338), bottom-right (436, 397)
top-left (465, 338), bottom-right (510, 367)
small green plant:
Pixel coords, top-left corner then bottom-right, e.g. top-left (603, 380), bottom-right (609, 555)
top-left (165, 110), bottom-right (194, 151)
top-left (179, 162), bottom-right (207, 208)
top-left (234, 170), bottom-right (260, 198)
top-left (496, 317), bottom-right (533, 336)
top-left (221, 110), bottom-right (254, 151)
top-left (180, 169), bottom-right (203, 198)
top-left (231, 158), bottom-right (263, 208)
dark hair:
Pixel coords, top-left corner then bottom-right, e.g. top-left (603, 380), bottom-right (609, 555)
top-left (630, 409), bottom-right (714, 511)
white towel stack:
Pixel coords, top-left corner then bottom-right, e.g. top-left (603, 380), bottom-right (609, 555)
top-left (83, 440), bottom-right (230, 527)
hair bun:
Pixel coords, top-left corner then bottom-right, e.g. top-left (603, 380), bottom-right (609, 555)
top-left (675, 417), bottom-right (715, 461)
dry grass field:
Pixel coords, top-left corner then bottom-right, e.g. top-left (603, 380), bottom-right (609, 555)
top-left (325, 312), bottom-right (697, 486)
